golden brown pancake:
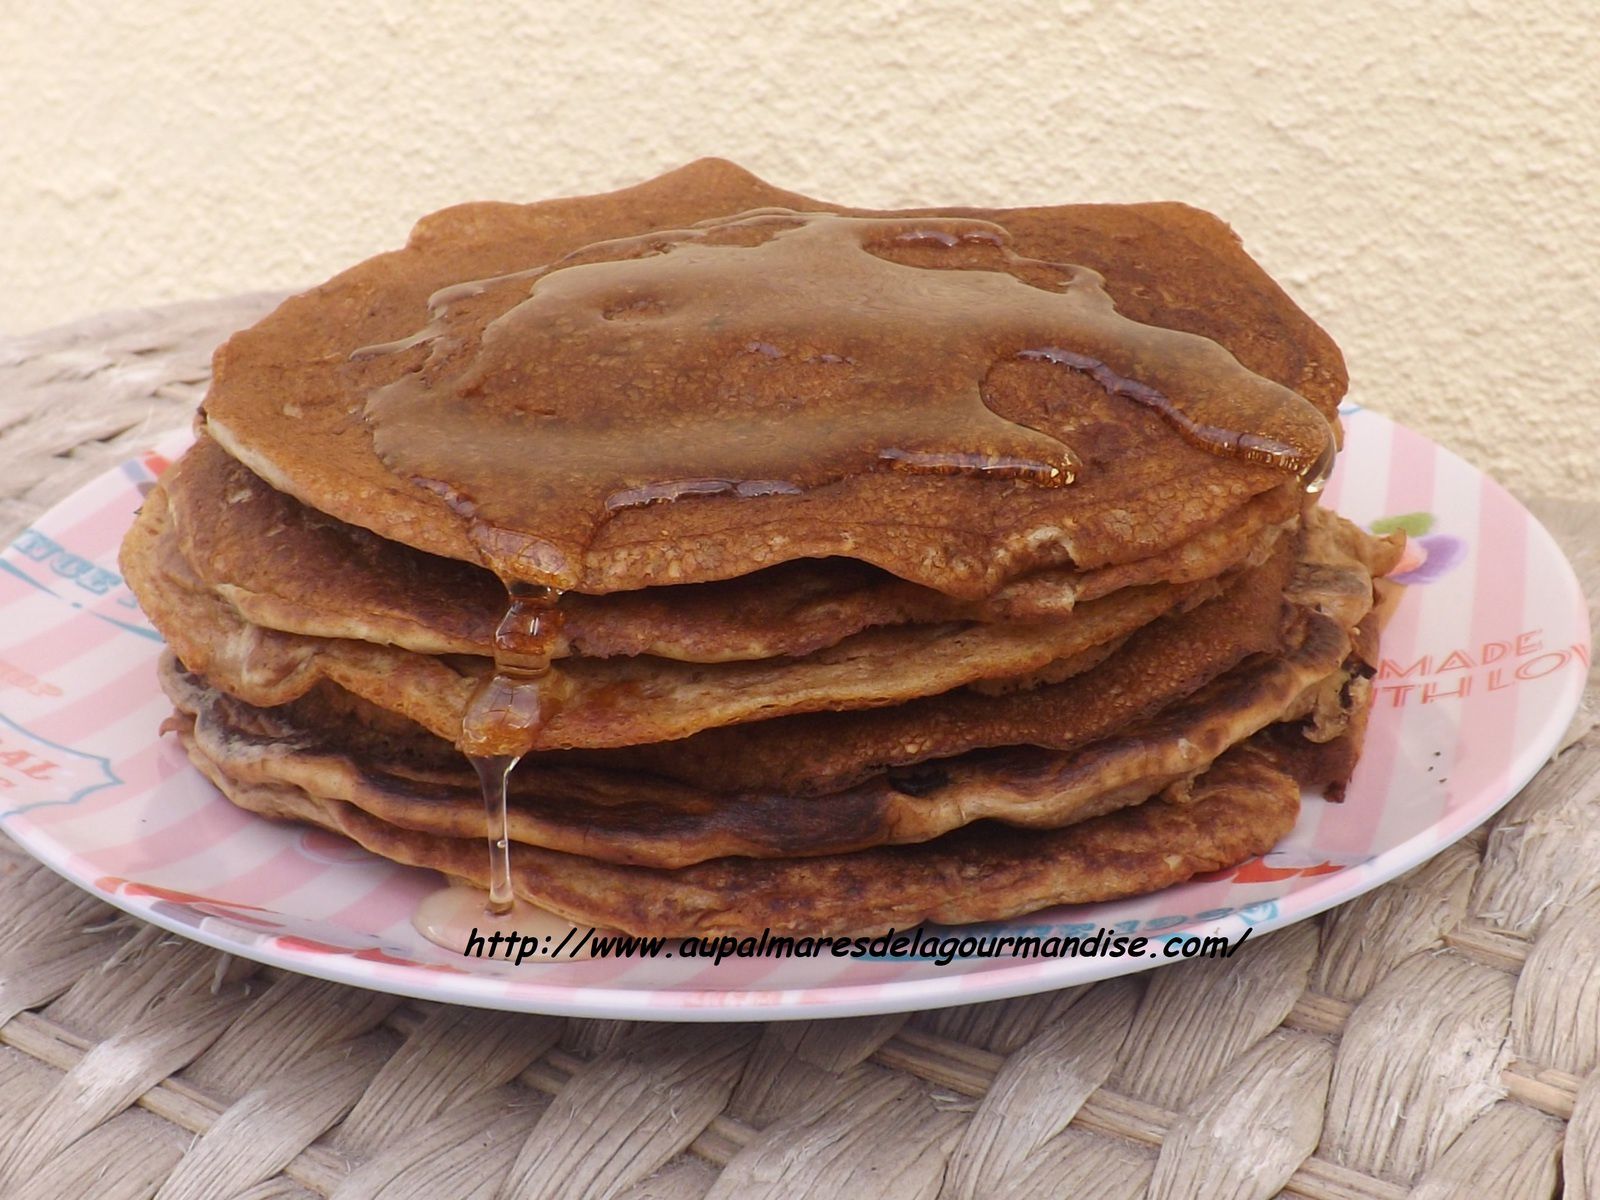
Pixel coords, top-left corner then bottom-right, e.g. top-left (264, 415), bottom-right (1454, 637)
top-left (200, 159), bottom-right (1345, 595)
top-left (163, 614), bottom-right (1354, 870)
top-left (578, 507), bottom-right (1396, 794)
top-left (163, 434), bottom-right (1297, 661)
top-left (177, 731), bottom-right (1305, 937)
top-left (126, 482), bottom-right (1235, 750)
top-left (152, 504), bottom-right (1389, 870)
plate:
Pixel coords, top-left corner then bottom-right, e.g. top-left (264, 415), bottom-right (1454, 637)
top-left (0, 406), bottom-right (1587, 1019)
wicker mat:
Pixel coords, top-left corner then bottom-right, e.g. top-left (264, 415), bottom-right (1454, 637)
top-left (1, 297), bottom-right (1597, 1200)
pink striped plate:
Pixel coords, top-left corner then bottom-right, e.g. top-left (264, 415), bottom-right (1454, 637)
top-left (0, 406), bottom-right (1587, 1019)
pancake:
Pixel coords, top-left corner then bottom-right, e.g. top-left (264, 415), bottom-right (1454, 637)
top-left (162, 610), bottom-right (1355, 869)
top-left (200, 159), bottom-right (1345, 596)
top-left (163, 434), bottom-right (1298, 661)
top-left (154, 504), bottom-right (1388, 869)
top-left (577, 506), bottom-right (1395, 795)
top-left (205, 502), bottom-right (1389, 802)
top-left (125, 482), bottom-right (1235, 750)
top-left (177, 731), bottom-right (1305, 937)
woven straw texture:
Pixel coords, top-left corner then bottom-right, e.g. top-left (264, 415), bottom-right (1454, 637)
top-left (1, 296), bottom-right (1597, 1200)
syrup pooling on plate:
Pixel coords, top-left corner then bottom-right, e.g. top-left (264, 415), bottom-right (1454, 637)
top-left (355, 208), bottom-right (1334, 589)
top-left (412, 885), bottom-right (613, 961)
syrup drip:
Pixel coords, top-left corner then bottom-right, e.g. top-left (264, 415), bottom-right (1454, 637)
top-left (471, 755), bottom-right (517, 914)
top-left (1300, 435), bottom-right (1337, 495)
top-left (460, 581), bottom-right (567, 915)
top-left (355, 208), bottom-right (1334, 589)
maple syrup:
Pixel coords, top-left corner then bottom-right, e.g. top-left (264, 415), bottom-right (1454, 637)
top-left (357, 209), bottom-right (1333, 588)
top-left (458, 581), bottom-right (567, 916)
top-left (1300, 435), bottom-right (1337, 495)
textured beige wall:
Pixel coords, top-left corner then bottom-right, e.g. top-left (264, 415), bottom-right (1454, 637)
top-left (3, 1), bottom-right (1597, 499)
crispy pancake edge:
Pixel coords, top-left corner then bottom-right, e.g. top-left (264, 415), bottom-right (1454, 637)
top-left (181, 732), bottom-right (1303, 938)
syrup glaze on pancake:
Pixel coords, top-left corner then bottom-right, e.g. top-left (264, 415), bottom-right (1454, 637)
top-left (355, 207), bottom-right (1333, 589)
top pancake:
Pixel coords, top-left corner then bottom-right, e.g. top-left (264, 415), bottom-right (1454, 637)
top-left (201, 158), bottom-right (1346, 596)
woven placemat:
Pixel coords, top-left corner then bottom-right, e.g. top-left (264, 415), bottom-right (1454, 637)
top-left (1, 297), bottom-right (1596, 1200)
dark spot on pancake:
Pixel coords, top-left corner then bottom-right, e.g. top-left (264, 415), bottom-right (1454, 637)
top-left (886, 763), bottom-right (950, 797)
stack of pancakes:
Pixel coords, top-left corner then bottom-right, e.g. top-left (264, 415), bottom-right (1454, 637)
top-left (121, 160), bottom-right (1401, 937)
